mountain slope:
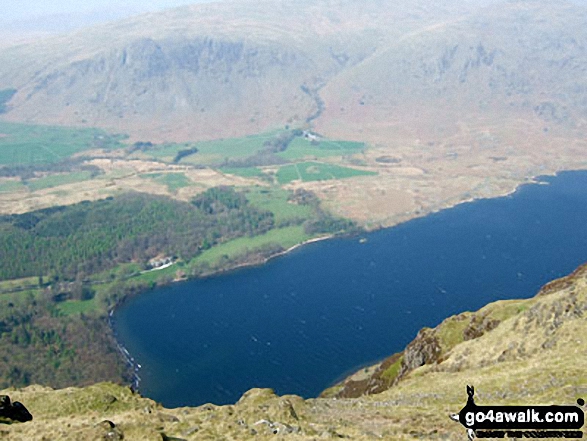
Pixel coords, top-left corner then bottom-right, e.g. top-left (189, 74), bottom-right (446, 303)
top-left (2, 0), bottom-right (586, 143)
top-left (317, 0), bottom-right (587, 144)
top-left (3, 263), bottom-right (585, 440)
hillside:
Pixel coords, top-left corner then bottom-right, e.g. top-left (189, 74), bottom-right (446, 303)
top-left (0, 0), bottom-right (586, 229)
top-left (2, 263), bottom-right (585, 440)
top-left (2, 0), bottom-right (586, 143)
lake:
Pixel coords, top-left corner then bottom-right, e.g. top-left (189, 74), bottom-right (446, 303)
top-left (112, 170), bottom-right (587, 408)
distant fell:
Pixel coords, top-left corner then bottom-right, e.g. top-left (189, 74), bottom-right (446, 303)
top-left (1, 0), bottom-right (585, 143)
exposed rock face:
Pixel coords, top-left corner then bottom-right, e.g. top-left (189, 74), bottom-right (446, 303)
top-left (394, 328), bottom-right (442, 382)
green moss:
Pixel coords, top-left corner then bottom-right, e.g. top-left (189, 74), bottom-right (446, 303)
top-left (484, 299), bottom-right (531, 321)
top-left (381, 356), bottom-right (403, 383)
top-left (320, 384), bottom-right (344, 398)
top-left (436, 316), bottom-right (470, 349)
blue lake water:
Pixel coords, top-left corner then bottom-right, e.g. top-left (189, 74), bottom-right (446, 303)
top-left (113, 170), bottom-right (587, 408)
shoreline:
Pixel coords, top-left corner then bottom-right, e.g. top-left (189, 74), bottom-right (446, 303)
top-left (108, 233), bottom-right (336, 392)
top-left (106, 169), bottom-right (568, 394)
top-left (184, 234), bottom-right (337, 281)
top-left (364, 171), bottom-right (553, 232)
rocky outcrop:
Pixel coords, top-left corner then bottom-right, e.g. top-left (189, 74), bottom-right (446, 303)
top-left (0, 395), bottom-right (32, 423)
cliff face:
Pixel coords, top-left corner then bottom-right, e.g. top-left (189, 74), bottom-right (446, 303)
top-left (2, 264), bottom-right (586, 440)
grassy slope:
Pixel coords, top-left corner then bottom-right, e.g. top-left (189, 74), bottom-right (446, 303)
top-left (2, 264), bottom-right (585, 440)
top-left (190, 225), bottom-right (311, 268)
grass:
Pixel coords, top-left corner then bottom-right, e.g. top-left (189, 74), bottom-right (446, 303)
top-left (141, 172), bottom-right (192, 192)
top-left (0, 287), bottom-right (43, 306)
top-left (88, 263), bottom-right (142, 283)
top-left (276, 161), bottom-right (377, 184)
top-left (139, 143), bottom-right (194, 162)
top-left (381, 355), bottom-right (403, 382)
top-left (133, 263), bottom-right (179, 284)
top-left (191, 225), bottom-right (311, 268)
top-left (245, 186), bottom-right (314, 223)
top-left (141, 132), bottom-right (278, 165)
top-left (275, 164), bottom-right (300, 184)
top-left (0, 121), bottom-right (127, 166)
top-left (25, 171), bottom-right (95, 191)
top-left (220, 167), bottom-right (266, 179)
top-left (134, 132), bottom-right (367, 172)
top-left (0, 180), bottom-right (26, 193)
top-left (100, 169), bottom-right (135, 180)
top-left (0, 276), bottom-right (40, 292)
top-left (56, 298), bottom-right (99, 316)
top-left (277, 138), bottom-right (365, 161)
top-left (436, 316), bottom-right (470, 349)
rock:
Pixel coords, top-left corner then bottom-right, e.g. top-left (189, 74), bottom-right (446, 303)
top-left (101, 394), bottom-right (118, 407)
top-left (96, 420), bottom-right (124, 440)
top-left (157, 413), bottom-right (180, 423)
top-left (278, 398), bottom-right (299, 420)
top-left (97, 420), bottom-right (116, 430)
top-left (0, 395), bottom-right (33, 423)
top-left (181, 426), bottom-right (199, 436)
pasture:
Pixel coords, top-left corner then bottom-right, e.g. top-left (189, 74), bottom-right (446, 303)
top-left (277, 138), bottom-right (365, 161)
top-left (26, 171), bottom-right (95, 191)
top-left (0, 121), bottom-right (127, 166)
top-left (245, 186), bottom-right (314, 224)
top-left (276, 161), bottom-right (377, 184)
top-left (141, 172), bottom-right (192, 192)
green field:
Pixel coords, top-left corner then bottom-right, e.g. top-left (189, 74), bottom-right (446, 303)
top-left (135, 132), bottom-right (367, 170)
top-left (26, 171), bottom-right (95, 191)
top-left (245, 186), bottom-right (314, 223)
top-left (0, 180), bottom-right (26, 193)
top-left (0, 121), bottom-right (127, 166)
top-left (141, 172), bottom-right (192, 192)
top-left (190, 225), bottom-right (311, 268)
top-left (141, 132), bottom-right (278, 165)
top-left (277, 138), bottom-right (365, 161)
top-left (133, 262), bottom-right (179, 284)
top-left (0, 276), bottom-right (39, 293)
top-left (56, 298), bottom-right (99, 316)
top-left (276, 161), bottom-right (377, 184)
top-left (220, 167), bottom-right (266, 178)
